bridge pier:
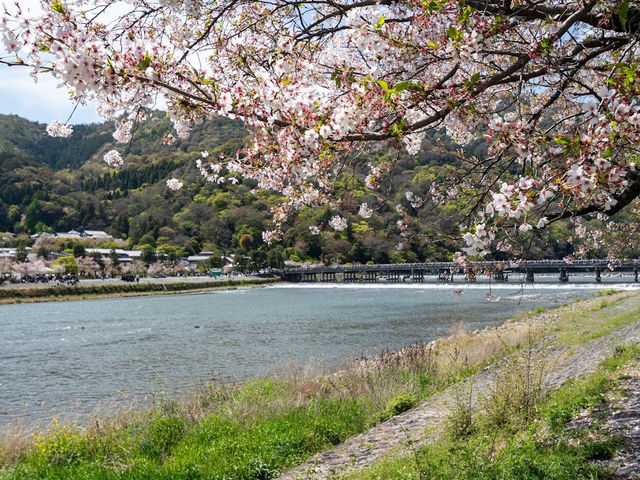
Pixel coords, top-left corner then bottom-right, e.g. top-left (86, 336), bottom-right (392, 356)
top-left (343, 271), bottom-right (357, 283)
top-left (525, 270), bottom-right (534, 283)
top-left (559, 267), bottom-right (568, 283)
top-left (362, 271), bottom-right (377, 283)
top-left (411, 269), bottom-right (424, 282)
top-left (302, 272), bottom-right (317, 282)
top-left (321, 272), bottom-right (336, 282)
top-left (595, 267), bottom-right (601, 283)
top-left (388, 271), bottom-right (401, 283)
top-left (437, 269), bottom-right (452, 282)
top-left (635, 268), bottom-right (639, 283)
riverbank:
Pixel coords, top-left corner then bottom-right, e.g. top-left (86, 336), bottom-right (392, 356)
top-left (1, 290), bottom-right (640, 479)
top-left (0, 277), bottom-right (281, 304)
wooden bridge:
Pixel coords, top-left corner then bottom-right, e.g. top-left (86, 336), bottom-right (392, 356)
top-left (282, 259), bottom-right (640, 284)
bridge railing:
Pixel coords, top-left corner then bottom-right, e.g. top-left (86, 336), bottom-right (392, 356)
top-left (283, 259), bottom-right (640, 275)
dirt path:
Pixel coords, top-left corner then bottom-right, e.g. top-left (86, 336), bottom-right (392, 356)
top-left (280, 305), bottom-right (640, 480)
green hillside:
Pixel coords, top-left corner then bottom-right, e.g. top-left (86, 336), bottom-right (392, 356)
top-left (0, 112), bottom-right (627, 264)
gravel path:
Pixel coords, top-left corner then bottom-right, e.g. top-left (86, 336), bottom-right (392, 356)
top-left (280, 302), bottom-right (640, 480)
top-left (597, 365), bottom-right (640, 478)
top-left (567, 360), bottom-right (640, 478)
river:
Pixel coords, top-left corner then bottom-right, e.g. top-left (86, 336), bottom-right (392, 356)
top-left (0, 280), bottom-right (636, 427)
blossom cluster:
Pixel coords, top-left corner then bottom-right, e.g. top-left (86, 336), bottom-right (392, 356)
top-left (328, 215), bottom-right (348, 232)
top-left (46, 120), bottom-right (73, 138)
top-left (309, 225), bottom-right (321, 235)
top-left (103, 150), bottom-right (123, 168)
top-left (405, 192), bottom-right (423, 209)
top-left (113, 120), bottom-right (133, 143)
top-left (166, 178), bottom-right (183, 191)
top-left (358, 203), bottom-right (373, 219)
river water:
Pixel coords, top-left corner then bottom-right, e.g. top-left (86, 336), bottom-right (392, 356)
top-left (0, 280), bottom-right (637, 427)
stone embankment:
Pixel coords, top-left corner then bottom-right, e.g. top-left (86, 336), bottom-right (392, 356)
top-left (567, 360), bottom-right (640, 478)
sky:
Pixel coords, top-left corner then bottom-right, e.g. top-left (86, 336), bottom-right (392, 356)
top-left (0, 64), bottom-right (102, 125)
top-left (0, 0), bottom-right (111, 125)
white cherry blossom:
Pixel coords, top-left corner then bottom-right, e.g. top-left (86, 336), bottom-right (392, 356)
top-left (103, 150), bottom-right (123, 167)
top-left (46, 120), bottom-right (73, 138)
top-left (329, 215), bottom-right (348, 231)
top-left (166, 178), bottom-right (183, 191)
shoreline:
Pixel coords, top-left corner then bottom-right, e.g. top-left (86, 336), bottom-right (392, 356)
top-left (2, 277), bottom-right (629, 305)
top-left (0, 277), bottom-right (281, 305)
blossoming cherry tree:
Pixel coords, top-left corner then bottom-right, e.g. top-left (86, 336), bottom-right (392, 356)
top-left (3, 0), bottom-right (640, 254)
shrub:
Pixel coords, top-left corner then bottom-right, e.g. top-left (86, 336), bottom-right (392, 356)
top-left (376, 392), bottom-right (417, 423)
top-left (582, 437), bottom-right (621, 461)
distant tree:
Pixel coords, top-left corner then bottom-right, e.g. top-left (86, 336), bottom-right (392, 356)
top-left (168, 262), bottom-right (187, 276)
top-left (77, 256), bottom-right (100, 277)
top-left (205, 252), bottom-right (225, 269)
top-left (0, 258), bottom-right (13, 278)
top-left (141, 246), bottom-right (157, 264)
top-left (89, 251), bottom-right (105, 274)
top-left (233, 249), bottom-right (250, 272)
top-left (7, 204), bottom-right (20, 224)
top-left (239, 233), bottom-right (254, 252)
top-left (72, 243), bottom-right (86, 257)
top-left (250, 247), bottom-right (267, 271)
top-left (137, 232), bottom-right (156, 247)
top-left (34, 222), bottom-right (53, 234)
top-left (111, 214), bottom-right (130, 239)
top-left (24, 198), bottom-right (43, 234)
top-left (33, 233), bottom-right (54, 259)
top-left (147, 262), bottom-right (166, 277)
top-left (109, 248), bottom-right (120, 267)
top-left (266, 246), bottom-right (284, 269)
top-left (348, 241), bottom-right (368, 264)
top-left (52, 256), bottom-right (78, 275)
top-left (14, 245), bottom-right (27, 263)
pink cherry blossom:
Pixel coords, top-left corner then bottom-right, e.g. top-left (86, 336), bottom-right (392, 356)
top-left (358, 203), bottom-right (373, 219)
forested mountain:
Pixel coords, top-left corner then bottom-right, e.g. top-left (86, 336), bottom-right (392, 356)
top-left (0, 115), bottom-right (112, 170)
top-left (0, 112), bottom-right (625, 264)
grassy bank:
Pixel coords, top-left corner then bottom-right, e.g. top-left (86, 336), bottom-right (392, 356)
top-left (347, 343), bottom-right (640, 480)
top-left (1, 290), bottom-right (639, 479)
top-left (0, 278), bottom-right (281, 304)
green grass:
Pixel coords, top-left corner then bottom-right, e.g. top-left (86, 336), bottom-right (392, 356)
top-left (346, 344), bottom-right (640, 480)
top-left (551, 291), bottom-right (640, 346)
top-left (0, 362), bottom-right (475, 479)
top-left (1, 388), bottom-right (364, 479)
top-left (3, 398), bottom-right (368, 479)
